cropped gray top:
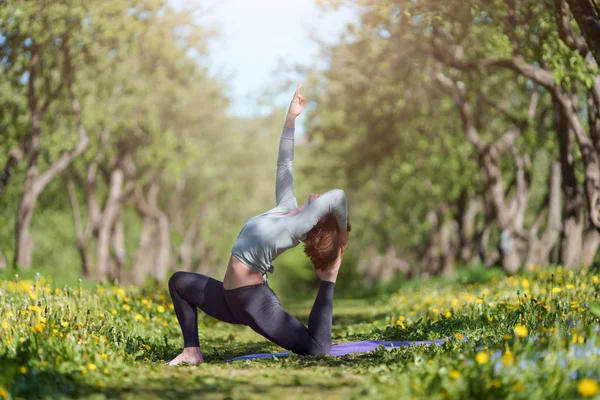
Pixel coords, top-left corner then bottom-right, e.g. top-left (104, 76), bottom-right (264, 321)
top-left (231, 125), bottom-right (348, 278)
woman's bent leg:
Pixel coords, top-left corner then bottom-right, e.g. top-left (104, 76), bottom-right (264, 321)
top-left (168, 271), bottom-right (239, 348)
top-left (224, 280), bottom-right (335, 355)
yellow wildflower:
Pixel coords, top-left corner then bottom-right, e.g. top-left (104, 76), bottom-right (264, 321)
top-left (552, 287), bottom-right (562, 294)
top-left (141, 344), bottom-right (151, 351)
top-left (1, 321), bottom-right (8, 330)
top-left (88, 363), bottom-right (97, 371)
top-left (111, 309), bottom-right (117, 315)
top-left (157, 305), bottom-right (165, 313)
top-left (455, 333), bottom-right (464, 341)
top-left (514, 325), bottom-right (528, 338)
top-left (566, 284), bottom-right (574, 290)
top-left (122, 304), bottom-right (131, 311)
top-left (475, 351), bottom-right (489, 364)
top-left (448, 370), bottom-right (461, 379)
top-left (0, 387), bottom-right (7, 398)
top-left (577, 378), bottom-right (598, 398)
top-left (96, 381), bottom-right (104, 388)
top-left (28, 305), bottom-right (41, 312)
top-left (502, 350), bottom-right (514, 367)
top-left (134, 314), bottom-right (143, 321)
top-left (61, 321), bottom-right (69, 328)
top-left (20, 366), bottom-right (27, 374)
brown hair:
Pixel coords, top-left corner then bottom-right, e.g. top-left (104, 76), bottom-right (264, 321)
top-left (303, 213), bottom-right (351, 270)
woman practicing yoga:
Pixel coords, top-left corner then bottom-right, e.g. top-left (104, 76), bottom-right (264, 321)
top-left (167, 85), bottom-right (351, 365)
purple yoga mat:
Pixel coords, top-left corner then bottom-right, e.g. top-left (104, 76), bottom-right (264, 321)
top-left (229, 336), bottom-right (466, 362)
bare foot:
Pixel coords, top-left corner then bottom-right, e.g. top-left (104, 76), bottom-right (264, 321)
top-left (167, 347), bottom-right (204, 366)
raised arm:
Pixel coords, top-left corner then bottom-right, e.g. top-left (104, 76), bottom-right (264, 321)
top-left (286, 189), bottom-right (348, 241)
top-left (276, 85), bottom-right (306, 210)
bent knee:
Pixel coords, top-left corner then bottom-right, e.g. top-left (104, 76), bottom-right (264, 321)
top-left (168, 271), bottom-right (186, 289)
top-left (169, 271), bottom-right (203, 293)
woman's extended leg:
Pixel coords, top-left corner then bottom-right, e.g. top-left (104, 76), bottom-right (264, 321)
top-left (167, 271), bottom-right (240, 365)
top-left (224, 280), bottom-right (335, 356)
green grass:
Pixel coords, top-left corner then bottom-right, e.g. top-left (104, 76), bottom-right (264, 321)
top-left (1, 267), bottom-right (600, 399)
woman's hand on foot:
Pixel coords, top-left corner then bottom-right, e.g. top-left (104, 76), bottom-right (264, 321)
top-left (167, 347), bottom-right (204, 366)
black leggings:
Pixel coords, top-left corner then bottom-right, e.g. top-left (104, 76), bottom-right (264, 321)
top-left (168, 271), bottom-right (335, 356)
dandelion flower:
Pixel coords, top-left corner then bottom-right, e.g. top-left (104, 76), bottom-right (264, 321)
top-left (88, 363), bottom-right (97, 371)
top-left (475, 351), bottom-right (489, 364)
top-left (552, 287), bottom-right (562, 294)
top-left (134, 314), bottom-right (143, 321)
top-left (20, 366), bottom-right (27, 374)
top-left (502, 350), bottom-right (514, 367)
top-left (514, 325), bottom-right (528, 338)
top-left (0, 387), bottom-right (7, 398)
top-left (1, 321), bottom-right (8, 330)
top-left (449, 370), bottom-right (461, 379)
top-left (577, 378), bottom-right (598, 398)
top-left (157, 305), bottom-right (165, 313)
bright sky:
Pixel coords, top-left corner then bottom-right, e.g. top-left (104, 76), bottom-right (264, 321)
top-left (174, 0), bottom-right (357, 120)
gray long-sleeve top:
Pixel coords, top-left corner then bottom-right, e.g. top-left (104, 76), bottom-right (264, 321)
top-left (231, 125), bottom-right (348, 276)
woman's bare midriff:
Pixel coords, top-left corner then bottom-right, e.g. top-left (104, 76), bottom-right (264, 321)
top-left (223, 255), bottom-right (265, 290)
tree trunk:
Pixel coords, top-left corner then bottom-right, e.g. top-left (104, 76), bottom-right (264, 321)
top-left (96, 168), bottom-right (124, 280)
top-left (131, 182), bottom-right (160, 285)
top-left (131, 215), bottom-right (155, 286)
top-left (420, 210), bottom-right (442, 276)
top-left (0, 251), bottom-right (7, 270)
top-left (525, 160), bottom-right (563, 266)
top-left (566, 0), bottom-right (600, 64)
top-left (67, 180), bottom-right (91, 277)
top-left (555, 98), bottom-right (586, 267)
top-left (439, 219), bottom-right (459, 277)
top-left (457, 192), bottom-right (482, 264)
top-left (581, 228), bottom-right (600, 266)
top-left (14, 111), bottom-right (43, 270)
top-left (111, 215), bottom-right (127, 281)
top-left (153, 212), bottom-right (171, 283)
